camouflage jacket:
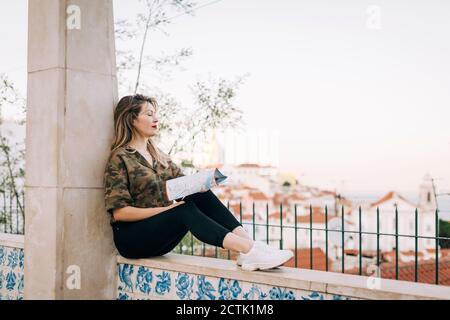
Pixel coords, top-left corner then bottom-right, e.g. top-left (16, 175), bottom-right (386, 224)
top-left (103, 145), bottom-right (185, 225)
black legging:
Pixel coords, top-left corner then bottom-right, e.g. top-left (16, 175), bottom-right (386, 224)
top-left (111, 190), bottom-right (243, 259)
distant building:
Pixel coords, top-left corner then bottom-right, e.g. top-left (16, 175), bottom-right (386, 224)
top-left (193, 128), bottom-right (280, 168)
top-left (221, 163), bottom-right (278, 196)
top-left (346, 174), bottom-right (437, 254)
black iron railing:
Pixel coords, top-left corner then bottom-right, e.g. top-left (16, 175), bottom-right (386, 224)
top-left (174, 201), bottom-right (450, 286)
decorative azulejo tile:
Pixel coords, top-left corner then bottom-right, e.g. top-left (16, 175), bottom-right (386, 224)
top-left (135, 265), bottom-right (153, 296)
top-left (242, 282), bottom-right (298, 300)
top-left (153, 270), bottom-right (175, 299)
top-left (217, 277), bottom-right (243, 300)
top-left (195, 274), bottom-right (218, 300)
top-left (174, 272), bottom-right (195, 300)
top-left (241, 282), bottom-right (269, 300)
top-left (0, 246), bottom-right (24, 300)
top-left (267, 286), bottom-right (296, 300)
top-left (117, 290), bottom-right (132, 300)
top-left (298, 290), bottom-right (325, 300)
top-left (117, 263), bottom-right (135, 293)
top-left (116, 263), bottom-right (354, 301)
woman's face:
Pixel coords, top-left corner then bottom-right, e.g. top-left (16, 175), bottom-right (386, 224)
top-left (132, 101), bottom-right (159, 138)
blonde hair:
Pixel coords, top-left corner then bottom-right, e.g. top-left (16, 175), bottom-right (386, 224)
top-left (110, 94), bottom-right (170, 168)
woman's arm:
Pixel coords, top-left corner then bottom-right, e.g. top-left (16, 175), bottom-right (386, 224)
top-left (112, 201), bottom-right (185, 222)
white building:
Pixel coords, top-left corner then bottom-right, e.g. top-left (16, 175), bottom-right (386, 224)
top-left (221, 163), bottom-right (278, 196)
top-left (348, 174), bottom-right (437, 253)
top-left (220, 127), bottom-right (280, 168)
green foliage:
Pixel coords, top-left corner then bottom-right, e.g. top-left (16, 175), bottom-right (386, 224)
top-left (175, 231), bottom-right (202, 255)
top-left (0, 73), bottom-right (26, 232)
top-left (174, 231), bottom-right (231, 260)
top-left (439, 219), bottom-right (450, 248)
top-left (282, 181), bottom-right (291, 187)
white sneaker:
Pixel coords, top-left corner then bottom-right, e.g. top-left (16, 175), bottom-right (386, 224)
top-left (236, 241), bottom-right (268, 266)
top-left (236, 241), bottom-right (292, 267)
top-left (238, 241), bottom-right (294, 271)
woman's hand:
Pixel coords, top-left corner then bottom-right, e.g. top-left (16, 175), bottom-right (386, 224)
top-left (167, 200), bottom-right (185, 210)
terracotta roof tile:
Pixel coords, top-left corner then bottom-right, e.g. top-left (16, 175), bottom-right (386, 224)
top-left (268, 210), bottom-right (289, 220)
top-left (344, 249), bottom-right (379, 258)
top-left (284, 248), bottom-right (333, 271)
top-left (370, 191), bottom-right (417, 208)
top-left (288, 194), bottom-right (306, 201)
top-left (296, 212), bottom-right (338, 224)
top-left (380, 258), bottom-right (450, 286)
top-left (346, 249), bottom-right (450, 286)
top-left (249, 191), bottom-right (269, 201)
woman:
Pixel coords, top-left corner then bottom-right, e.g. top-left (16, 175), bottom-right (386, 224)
top-left (103, 94), bottom-right (293, 271)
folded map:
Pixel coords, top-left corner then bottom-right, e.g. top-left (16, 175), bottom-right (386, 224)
top-left (165, 168), bottom-right (228, 201)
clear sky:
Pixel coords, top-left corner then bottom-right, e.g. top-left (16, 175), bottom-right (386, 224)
top-left (1, 0), bottom-right (449, 200)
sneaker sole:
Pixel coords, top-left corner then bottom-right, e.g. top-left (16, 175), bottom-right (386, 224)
top-left (241, 254), bottom-right (293, 271)
top-left (237, 250), bottom-right (293, 267)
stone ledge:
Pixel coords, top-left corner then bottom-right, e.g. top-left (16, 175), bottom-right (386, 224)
top-left (0, 233), bottom-right (24, 249)
top-left (117, 253), bottom-right (450, 300)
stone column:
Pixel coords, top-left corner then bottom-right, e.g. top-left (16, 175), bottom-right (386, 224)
top-left (25, 0), bottom-right (118, 299)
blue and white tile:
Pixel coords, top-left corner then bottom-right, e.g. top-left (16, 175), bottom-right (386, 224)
top-left (194, 274), bottom-right (219, 300)
top-left (241, 282), bottom-right (298, 300)
top-left (151, 270), bottom-right (174, 299)
top-left (134, 265), bottom-right (154, 296)
top-left (18, 248), bottom-right (24, 271)
top-left (115, 263), bottom-right (357, 301)
top-left (299, 290), bottom-right (325, 300)
top-left (117, 290), bottom-right (132, 300)
top-left (267, 286), bottom-right (297, 300)
top-left (0, 246), bottom-right (7, 267)
top-left (117, 263), bottom-right (135, 294)
top-left (326, 293), bottom-right (353, 300)
top-left (240, 282), bottom-right (269, 300)
top-left (216, 277), bottom-right (244, 300)
top-left (6, 247), bottom-right (21, 272)
top-left (174, 271), bottom-right (196, 300)
top-left (1, 270), bottom-right (19, 294)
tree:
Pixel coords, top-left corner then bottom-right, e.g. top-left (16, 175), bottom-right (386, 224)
top-left (282, 181), bottom-right (291, 187)
top-left (0, 73), bottom-right (26, 231)
top-left (115, 0), bottom-right (196, 94)
top-left (115, 0), bottom-right (247, 164)
top-left (165, 74), bottom-right (248, 158)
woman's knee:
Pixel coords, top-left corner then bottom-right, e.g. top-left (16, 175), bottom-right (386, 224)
top-left (181, 200), bottom-right (202, 214)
